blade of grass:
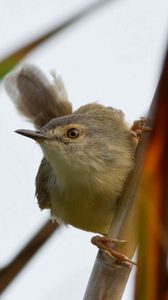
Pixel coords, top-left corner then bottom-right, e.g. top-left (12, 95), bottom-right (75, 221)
top-left (135, 45), bottom-right (168, 300)
top-left (0, 0), bottom-right (116, 80)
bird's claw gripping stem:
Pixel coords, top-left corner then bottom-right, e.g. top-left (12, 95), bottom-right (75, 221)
top-left (131, 117), bottom-right (152, 140)
top-left (91, 235), bottom-right (137, 266)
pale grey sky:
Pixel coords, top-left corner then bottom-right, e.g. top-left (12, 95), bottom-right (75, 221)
top-left (0, 0), bottom-right (168, 299)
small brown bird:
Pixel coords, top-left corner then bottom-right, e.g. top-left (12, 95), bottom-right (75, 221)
top-left (5, 65), bottom-right (135, 235)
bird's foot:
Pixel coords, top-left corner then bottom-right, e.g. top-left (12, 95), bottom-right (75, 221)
top-left (91, 235), bottom-right (137, 266)
top-left (131, 117), bottom-right (152, 140)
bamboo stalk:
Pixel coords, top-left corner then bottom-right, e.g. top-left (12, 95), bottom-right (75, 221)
top-left (83, 87), bottom-right (156, 300)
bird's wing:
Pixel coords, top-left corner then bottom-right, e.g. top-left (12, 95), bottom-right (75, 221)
top-left (4, 64), bottom-right (72, 128)
top-left (35, 157), bottom-right (57, 210)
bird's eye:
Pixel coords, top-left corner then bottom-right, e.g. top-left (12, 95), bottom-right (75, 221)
top-left (67, 128), bottom-right (79, 139)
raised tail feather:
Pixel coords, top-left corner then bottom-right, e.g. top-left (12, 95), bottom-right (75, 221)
top-left (4, 64), bottom-right (72, 128)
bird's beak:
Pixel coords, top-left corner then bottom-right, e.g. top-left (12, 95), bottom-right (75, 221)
top-left (15, 129), bottom-right (49, 142)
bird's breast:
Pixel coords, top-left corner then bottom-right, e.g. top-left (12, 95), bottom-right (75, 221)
top-left (50, 179), bottom-right (117, 234)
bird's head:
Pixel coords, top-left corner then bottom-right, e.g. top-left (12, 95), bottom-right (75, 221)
top-left (15, 104), bottom-right (134, 181)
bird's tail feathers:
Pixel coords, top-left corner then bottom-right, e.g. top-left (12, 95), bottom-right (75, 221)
top-left (4, 64), bottom-right (72, 128)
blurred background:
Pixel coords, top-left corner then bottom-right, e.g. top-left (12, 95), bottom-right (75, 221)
top-left (0, 0), bottom-right (168, 299)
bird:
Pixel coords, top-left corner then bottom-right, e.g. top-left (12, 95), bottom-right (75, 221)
top-left (4, 64), bottom-right (135, 235)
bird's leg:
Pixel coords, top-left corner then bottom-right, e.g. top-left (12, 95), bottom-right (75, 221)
top-left (91, 235), bottom-right (137, 266)
top-left (131, 117), bottom-right (152, 140)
